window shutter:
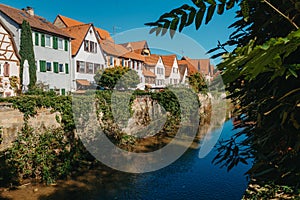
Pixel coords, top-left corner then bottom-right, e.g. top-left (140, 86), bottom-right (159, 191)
top-left (61, 88), bottom-right (66, 96)
top-left (65, 63), bottom-right (69, 74)
top-left (35, 33), bottom-right (39, 46)
top-left (64, 40), bottom-right (68, 51)
top-left (53, 62), bottom-right (59, 73)
top-left (53, 37), bottom-right (58, 49)
top-left (39, 60), bottom-right (46, 72)
top-left (41, 34), bottom-right (45, 47)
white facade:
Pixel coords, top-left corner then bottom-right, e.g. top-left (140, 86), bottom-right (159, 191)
top-left (32, 31), bottom-right (72, 94)
top-left (165, 57), bottom-right (180, 85)
top-left (0, 23), bottom-right (20, 97)
top-left (72, 26), bottom-right (106, 91)
top-left (154, 57), bottom-right (165, 87)
top-left (0, 13), bottom-right (72, 95)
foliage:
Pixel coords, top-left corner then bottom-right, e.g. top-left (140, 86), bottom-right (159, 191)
top-left (188, 72), bottom-right (207, 93)
top-left (94, 66), bottom-right (140, 90)
top-left (147, 0), bottom-right (300, 188)
top-left (8, 76), bottom-right (19, 90)
top-left (4, 127), bottom-right (74, 184)
top-left (243, 181), bottom-right (300, 199)
top-left (19, 20), bottom-right (36, 90)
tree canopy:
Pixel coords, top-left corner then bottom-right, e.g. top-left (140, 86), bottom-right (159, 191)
top-left (19, 20), bottom-right (36, 90)
top-left (146, 0), bottom-right (300, 186)
top-left (94, 66), bottom-right (140, 90)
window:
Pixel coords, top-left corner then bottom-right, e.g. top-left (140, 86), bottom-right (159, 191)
top-left (174, 79), bottom-right (178, 84)
top-left (157, 68), bottom-right (163, 75)
top-left (110, 57), bottom-right (113, 66)
top-left (94, 64), bottom-right (100, 73)
top-left (77, 61), bottom-right (85, 73)
top-left (45, 35), bottom-right (51, 47)
top-left (58, 38), bottom-right (63, 50)
top-left (53, 62), bottom-right (59, 73)
top-left (86, 62), bottom-right (93, 74)
top-left (65, 63), bottom-right (69, 74)
top-left (84, 40), bottom-right (89, 51)
top-left (35, 32), bottom-right (39, 46)
top-left (59, 63), bottom-right (64, 73)
top-left (39, 60), bottom-right (46, 72)
top-left (46, 62), bottom-right (52, 71)
top-left (173, 68), bottom-right (178, 73)
top-left (64, 40), bottom-right (68, 51)
top-left (3, 62), bottom-right (9, 77)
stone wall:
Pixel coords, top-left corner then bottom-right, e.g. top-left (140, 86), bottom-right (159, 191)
top-left (0, 103), bottom-right (61, 151)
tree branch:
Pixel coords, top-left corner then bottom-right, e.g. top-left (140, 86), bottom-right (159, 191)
top-left (263, 0), bottom-right (299, 29)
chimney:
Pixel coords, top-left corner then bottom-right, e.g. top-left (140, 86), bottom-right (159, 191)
top-left (25, 6), bottom-right (34, 16)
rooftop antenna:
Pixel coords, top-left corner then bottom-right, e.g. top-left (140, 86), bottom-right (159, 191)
top-left (112, 26), bottom-right (121, 44)
top-left (180, 49), bottom-right (185, 58)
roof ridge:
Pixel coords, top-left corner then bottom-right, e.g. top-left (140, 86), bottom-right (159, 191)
top-left (63, 23), bottom-right (92, 29)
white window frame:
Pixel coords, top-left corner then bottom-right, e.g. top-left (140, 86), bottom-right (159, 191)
top-left (45, 35), bottom-right (51, 47)
top-left (58, 38), bottom-right (64, 50)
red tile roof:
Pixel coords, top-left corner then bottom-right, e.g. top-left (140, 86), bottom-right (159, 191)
top-left (120, 40), bottom-right (149, 54)
top-left (161, 54), bottom-right (177, 77)
top-left (178, 59), bottom-right (197, 75)
top-left (100, 40), bottom-right (144, 61)
top-left (56, 15), bottom-right (113, 41)
top-left (182, 57), bottom-right (214, 76)
top-left (142, 68), bottom-right (156, 77)
top-left (144, 54), bottom-right (160, 65)
top-left (62, 24), bottom-right (91, 56)
top-left (0, 4), bottom-right (71, 38)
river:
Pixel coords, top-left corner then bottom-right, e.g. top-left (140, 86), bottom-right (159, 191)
top-left (0, 120), bottom-right (251, 200)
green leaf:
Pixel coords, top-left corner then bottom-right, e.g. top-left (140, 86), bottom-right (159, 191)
top-left (195, 9), bottom-right (205, 29)
top-left (186, 7), bottom-right (197, 26)
top-left (205, 4), bottom-right (216, 24)
top-left (288, 68), bottom-right (298, 78)
top-left (179, 12), bottom-right (188, 32)
top-left (161, 20), bottom-right (171, 36)
top-left (217, 3), bottom-right (225, 14)
top-left (169, 17), bottom-right (179, 38)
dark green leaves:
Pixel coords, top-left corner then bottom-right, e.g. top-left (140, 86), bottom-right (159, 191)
top-left (145, 0), bottom-right (238, 37)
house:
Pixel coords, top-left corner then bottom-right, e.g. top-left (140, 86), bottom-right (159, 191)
top-left (54, 15), bottom-right (113, 42)
top-left (100, 40), bottom-right (145, 85)
top-left (0, 4), bottom-right (73, 95)
top-left (178, 59), bottom-right (198, 84)
top-left (144, 54), bottom-right (164, 87)
top-left (62, 23), bottom-right (106, 91)
top-left (181, 57), bottom-right (215, 81)
top-left (161, 55), bottom-right (180, 85)
top-left (0, 19), bottom-right (20, 97)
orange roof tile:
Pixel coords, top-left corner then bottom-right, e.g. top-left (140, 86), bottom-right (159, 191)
top-left (100, 40), bottom-right (129, 57)
top-left (122, 51), bottom-right (145, 61)
top-left (178, 60), bottom-right (197, 75)
top-left (120, 40), bottom-right (149, 54)
top-left (142, 68), bottom-right (156, 77)
top-left (161, 55), bottom-right (177, 77)
top-left (0, 4), bottom-right (71, 38)
top-left (62, 24), bottom-right (91, 56)
top-left (183, 57), bottom-right (213, 76)
top-left (57, 15), bottom-right (113, 41)
top-left (144, 54), bottom-right (160, 65)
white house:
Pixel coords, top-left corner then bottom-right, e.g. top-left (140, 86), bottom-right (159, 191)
top-left (0, 19), bottom-right (20, 97)
top-left (0, 4), bottom-right (73, 95)
top-left (161, 55), bottom-right (180, 85)
top-left (62, 23), bottom-right (107, 91)
top-left (144, 54), bottom-right (165, 88)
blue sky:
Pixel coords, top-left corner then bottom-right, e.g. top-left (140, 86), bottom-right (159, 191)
top-left (1, 0), bottom-right (238, 64)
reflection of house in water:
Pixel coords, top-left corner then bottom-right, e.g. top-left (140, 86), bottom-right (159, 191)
top-left (0, 19), bottom-right (20, 97)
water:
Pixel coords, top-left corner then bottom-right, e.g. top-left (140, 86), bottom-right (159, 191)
top-left (91, 120), bottom-right (251, 200)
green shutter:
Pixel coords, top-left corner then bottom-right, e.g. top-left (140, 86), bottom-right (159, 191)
top-left (53, 62), bottom-right (59, 73)
top-left (65, 63), bottom-right (69, 74)
top-left (41, 34), bottom-right (45, 47)
top-left (39, 60), bottom-right (46, 72)
top-left (61, 88), bottom-right (66, 96)
top-left (35, 32), bottom-right (39, 46)
top-left (53, 37), bottom-right (58, 49)
top-left (64, 40), bottom-right (68, 51)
